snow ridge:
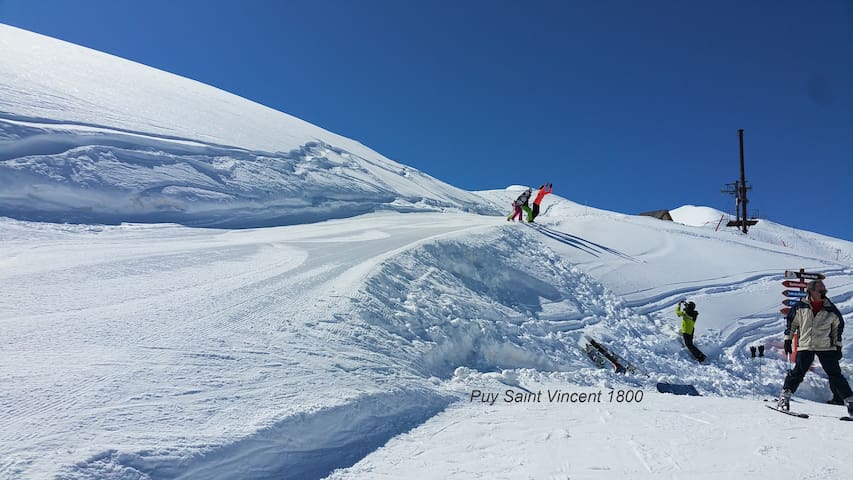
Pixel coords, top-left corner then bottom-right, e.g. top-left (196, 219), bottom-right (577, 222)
top-left (0, 24), bottom-right (500, 227)
top-left (355, 226), bottom-right (614, 376)
top-left (0, 116), bottom-right (498, 227)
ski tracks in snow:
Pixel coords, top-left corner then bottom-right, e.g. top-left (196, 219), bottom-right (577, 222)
top-left (3, 212), bottom-right (850, 478)
top-left (0, 213), bottom-right (498, 479)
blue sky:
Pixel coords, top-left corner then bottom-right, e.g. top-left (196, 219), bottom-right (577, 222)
top-left (2, 0), bottom-right (851, 240)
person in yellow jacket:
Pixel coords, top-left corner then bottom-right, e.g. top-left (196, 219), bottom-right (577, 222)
top-left (677, 300), bottom-right (707, 362)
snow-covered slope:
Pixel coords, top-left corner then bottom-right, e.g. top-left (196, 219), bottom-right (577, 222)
top-left (3, 24), bottom-right (853, 480)
top-left (2, 195), bottom-right (852, 478)
top-left (329, 383), bottom-right (853, 480)
top-left (0, 24), bottom-right (498, 227)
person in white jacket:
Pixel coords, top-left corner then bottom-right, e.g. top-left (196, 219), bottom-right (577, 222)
top-left (776, 279), bottom-right (853, 416)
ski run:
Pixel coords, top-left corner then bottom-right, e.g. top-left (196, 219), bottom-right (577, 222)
top-left (3, 206), bottom-right (852, 479)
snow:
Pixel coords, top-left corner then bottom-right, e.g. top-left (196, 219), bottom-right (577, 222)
top-left (328, 383), bottom-right (853, 480)
top-left (0, 25), bottom-right (498, 228)
top-left (670, 205), bottom-right (727, 227)
top-left (2, 22), bottom-right (853, 480)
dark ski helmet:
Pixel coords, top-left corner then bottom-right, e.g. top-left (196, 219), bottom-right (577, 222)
top-left (685, 301), bottom-right (696, 311)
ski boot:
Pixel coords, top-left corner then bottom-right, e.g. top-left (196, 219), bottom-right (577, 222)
top-left (777, 389), bottom-right (792, 411)
top-left (845, 396), bottom-right (853, 417)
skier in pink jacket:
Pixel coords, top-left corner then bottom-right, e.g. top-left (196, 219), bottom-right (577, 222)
top-left (507, 188), bottom-right (532, 222)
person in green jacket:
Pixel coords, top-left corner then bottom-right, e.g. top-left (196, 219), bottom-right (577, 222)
top-left (677, 300), bottom-right (707, 362)
top-left (528, 183), bottom-right (553, 223)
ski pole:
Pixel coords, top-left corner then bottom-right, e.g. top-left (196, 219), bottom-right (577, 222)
top-left (750, 346), bottom-right (757, 399)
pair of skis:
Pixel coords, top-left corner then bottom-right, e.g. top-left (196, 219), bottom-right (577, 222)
top-left (582, 335), bottom-right (702, 396)
top-left (582, 335), bottom-right (640, 374)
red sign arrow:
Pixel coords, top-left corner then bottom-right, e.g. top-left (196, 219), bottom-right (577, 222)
top-left (782, 280), bottom-right (808, 289)
top-left (781, 307), bottom-right (790, 315)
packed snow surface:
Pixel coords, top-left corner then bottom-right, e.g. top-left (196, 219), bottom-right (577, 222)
top-left (3, 203), bottom-right (851, 479)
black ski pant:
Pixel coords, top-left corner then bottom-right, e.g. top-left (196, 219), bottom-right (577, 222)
top-left (531, 203), bottom-right (540, 221)
top-left (783, 350), bottom-right (853, 399)
top-left (682, 333), bottom-right (706, 361)
top-left (829, 348), bottom-right (845, 401)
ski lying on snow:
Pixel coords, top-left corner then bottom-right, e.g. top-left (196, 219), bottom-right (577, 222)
top-left (584, 335), bottom-right (640, 374)
top-left (765, 404), bottom-right (809, 418)
top-left (582, 342), bottom-right (610, 370)
top-left (585, 336), bottom-right (627, 373)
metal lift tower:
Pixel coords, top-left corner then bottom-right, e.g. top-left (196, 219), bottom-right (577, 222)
top-left (722, 129), bottom-right (758, 234)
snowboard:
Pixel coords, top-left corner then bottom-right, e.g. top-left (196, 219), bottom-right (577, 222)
top-left (656, 382), bottom-right (700, 396)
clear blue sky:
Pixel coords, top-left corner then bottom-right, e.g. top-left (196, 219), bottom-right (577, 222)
top-left (2, 0), bottom-right (851, 241)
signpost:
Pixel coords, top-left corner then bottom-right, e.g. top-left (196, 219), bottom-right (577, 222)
top-left (784, 270), bottom-right (825, 280)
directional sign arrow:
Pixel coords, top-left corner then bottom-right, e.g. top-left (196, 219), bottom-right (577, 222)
top-left (782, 280), bottom-right (808, 289)
top-left (783, 290), bottom-right (808, 298)
top-left (784, 270), bottom-right (826, 280)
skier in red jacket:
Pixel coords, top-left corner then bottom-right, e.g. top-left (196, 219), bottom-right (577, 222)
top-left (528, 183), bottom-right (552, 223)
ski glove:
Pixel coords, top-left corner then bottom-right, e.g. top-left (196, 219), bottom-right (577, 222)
top-left (838, 345), bottom-right (843, 359)
top-left (783, 339), bottom-right (793, 354)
